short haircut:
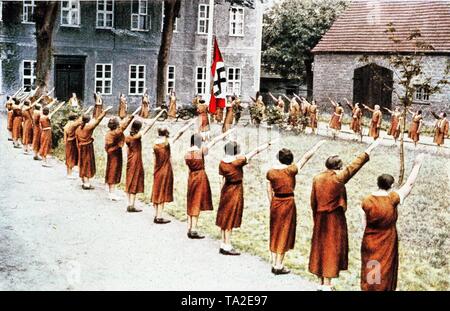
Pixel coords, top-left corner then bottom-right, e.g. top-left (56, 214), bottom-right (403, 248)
top-left (158, 127), bottom-right (170, 137)
top-left (377, 174), bottom-right (395, 190)
top-left (35, 104), bottom-right (41, 110)
top-left (325, 155), bottom-right (343, 170)
top-left (68, 113), bottom-right (78, 121)
top-left (190, 133), bottom-right (203, 148)
top-left (199, 99), bottom-right (205, 104)
top-left (130, 120), bottom-right (143, 136)
top-left (418, 110), bottom-right (422, 114)
top-left (107, 117), bottom-right (119, 130)
top-left (42, 107), bottom-right (50, 115)
top-left (443, 112), bottom-right (447, 117)
top-left (224, 141), bottom-right (240, 156)
top-left (277, 148), bottom-right (294, 165)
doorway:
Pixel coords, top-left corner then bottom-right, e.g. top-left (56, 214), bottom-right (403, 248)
top-left (54, 55), bottom-right (85, 102)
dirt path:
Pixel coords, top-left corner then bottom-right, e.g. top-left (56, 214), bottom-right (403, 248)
top-left (0, 120), bottom-right (315, 291)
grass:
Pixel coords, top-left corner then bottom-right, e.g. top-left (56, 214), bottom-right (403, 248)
top-left (53, 120), bottom-right (449, 291)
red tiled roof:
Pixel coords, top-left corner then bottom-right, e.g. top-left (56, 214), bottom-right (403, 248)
top-left (312, 0), bottom-right (450, 54)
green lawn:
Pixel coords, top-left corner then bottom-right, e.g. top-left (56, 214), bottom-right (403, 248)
top-left (54, 121), bottom-right (449, 291)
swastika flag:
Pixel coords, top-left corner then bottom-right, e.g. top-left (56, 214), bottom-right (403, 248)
top-left (209, 38), bottom-right (226, 114)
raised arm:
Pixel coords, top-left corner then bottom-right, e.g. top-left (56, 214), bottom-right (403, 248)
top-left (84, 105), bottom-right (94, 115)
top-left (141, 109), bottom-right (167, 136)
top-left (49, 101), bottom-right (66, 119)
top-left (328, 97), bottom-right (337, 107)
top-left (246, 141), bottom-right (272, 162)
top-left (431, 111), bottom-right (440, 120)
top-left (92, 105), bottom-right (113, 127)
top-left (344, 98), bottom-right (353, 110)
top-left (397, 154), bottom-right (425, 201)
top-left (250, 96), bottom-right (257, 103)
top-left (282, 94), bottom-right (291, 102)
top-left (268, 92), bottom-right (277, 103)
top-left (297, 140), bottom-right (326, 170)
top-left (383, 107), bottom-right (393, 115)
top-left (363, 104), bottom-right (375, 113)
top-left (207, 128), bottom-right (236, 149)
top-left (169, 119), bottom-right (196, 144)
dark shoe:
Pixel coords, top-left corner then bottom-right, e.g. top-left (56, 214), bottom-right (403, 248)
top-left (187, 231), bottom-right (205, 239)
top-left (271, 267), bottom-right (291, 275)
top-left (8, 138), bottom-right (13, 141)
top-left (127, 206), bottom-right (143, 213)
top-left (219, 248), bottom-right (240, 256)
top-left (13, 145), bottom-right (21, 149)
top-left (33, 156), bottom-right (42, 161)
top-left (81, 185), bottom-right (95, 190)
top-left (154, 217), bottom-right (171, 224)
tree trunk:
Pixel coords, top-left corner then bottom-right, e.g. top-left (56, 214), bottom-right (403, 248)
top-left (35, 1), bottom-right (59, 98)
top-left (304, 57), bottom-right (313, 100)
top-left (398, 104), bottom-right (408, 185)
top-left (156, 0), bottom-right (181, 106)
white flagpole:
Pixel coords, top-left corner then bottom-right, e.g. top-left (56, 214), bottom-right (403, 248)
top-left (205, 0), bottom-right (215, 103)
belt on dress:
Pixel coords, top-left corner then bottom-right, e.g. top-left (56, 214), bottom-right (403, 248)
top-left (226, 180), bottom-right (242, 185)
top-left (42, 127), bottom-right (51, 131)
top-left (274, 192), bottom-right (294, 198)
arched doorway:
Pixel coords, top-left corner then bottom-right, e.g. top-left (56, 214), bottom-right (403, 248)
top-left (353, 63), bottom-right (393, 110)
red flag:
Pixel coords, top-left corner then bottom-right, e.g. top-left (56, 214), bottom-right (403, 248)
top-left (209, 38), bottom-right (227, 114)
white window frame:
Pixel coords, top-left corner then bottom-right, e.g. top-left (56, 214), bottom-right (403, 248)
top-left (22, 0), bottom-right (36, 24)
top-left (167, 65), bottom-right (175, 94)
top-left (61, 0), bottom-right (80, 27)
top-left (197, 4), bottom-right (210, 34)
top-left (22, 60), bottom-right (36, 92)
top-left (227, 67), bottom-right (241, 96)
top-left (161, 1), bottom-right (177, 33)
top-left (131, 0), bottom-right (149, 31)
top-left (415, 86), bottom-right (430, 102)
top-left (128, 64), bottom-right (146, 96)
top-left (195, 66), bottom-right (207, 96)
top-left (96, 0), bottom-right (114, 29)
top-left (229, 7), bottom-right (244, 37)
top-left (95, 63), bottom-right (113, 95)
top-left (0, 1), bottom-right (3, 22)
top-left (0, 58), bottom-right (3, 95)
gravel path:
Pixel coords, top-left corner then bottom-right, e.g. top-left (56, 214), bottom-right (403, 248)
top-left (0, 119), bottom-right (315, 291)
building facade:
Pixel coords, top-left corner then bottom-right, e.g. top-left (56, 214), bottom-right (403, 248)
top-left (312, 0), bottom-right (450, 119)
top-left (0, 0), bottom-right (263, 108)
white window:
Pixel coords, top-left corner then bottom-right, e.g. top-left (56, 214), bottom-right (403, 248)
top-left (229, 7), bottom-right (244, 36)
top-left (167, 65), bottom-right (175, 94)
top-left (23, 0), bottom-right (36, 24)
top-left (197, 4), bottom-right (210, 34)
top-left (0, 1), bottom-right (3, 22)
top-left (227, 67), bottom-right (241, 95)
top-left (0, 59), bottom-right (3, 94)
top-left (195, 67), bottom-right (207, 95)
top-left (129, 65), bottom-right (146, 95)
top-left (97, 0), bottom-right (114, 29)
top-left (415, 87), bottom-right (430, 101)
top-left (161, 1), bottom-right (177, 32)
top-left (131, 0), bottom-right (149, 31)
top-left (61, 0), bottom-right (80, 27)
top-left (95, 64), bottom-right (112, 95)
top-left (22, 60), bottom-right (36, 92)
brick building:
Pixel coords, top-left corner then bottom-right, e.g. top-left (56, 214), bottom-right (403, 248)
top-left (0, 0), bottom-right (263, 108)
top-left (312, 0), bottom-right (450, 118)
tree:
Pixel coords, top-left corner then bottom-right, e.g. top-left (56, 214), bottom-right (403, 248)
top-left (34, 1), bottom-right (59, 98)
top-left (156, 0), bottom-right (258, 106)
top-left (262, 0), bottom-right (348, 98)
top-left (360, 25), bottom-right (449, 184)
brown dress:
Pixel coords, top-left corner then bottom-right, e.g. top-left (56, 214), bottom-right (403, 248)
top-left (7, 109), bottom-right (13, 132)
top-left (93, 103), bottom-right (103, 119)
top-left (38, 115), bottom-right (52, 157)
top-left (22, 109), bottom-right (34, 145)
top-left (361, 192), bottom-right (400, 291)
top-left (222, 105), bottom-right (234, 133)
top-left (125, 135), bottom-right (145, 194)
top-left (408, 115), bottom-right (422, 143)
top-left (329, 106), bottom-right (344, 130)
top-left (197, 103), bottom-right (210, 132)
top-left (185, 148), bottom-right (213, 217)
top-left (433, 118), bottom-right (448, 146)
top-left (104, 116), bottom-right (134, 185)
top-left (369, 110), bottom-right (382, 139)
top-left (288, 101), bottom-right (300, 126)
top-left (64, 119), bottom-right (82, 169)
top-left (309, 104), bottom-right (318, 129)
top-left (267, 164), bottom-right (298, 254)
top-left (388, 113), bottom-right (401, 139)
top-left (139, 98), bottom-right (150, 119)
top-left (32, 111), bottom-right (41, 153)
top-left (151, 142), bottom-right (174, 204)
top-left (118, 99), bottom-right (127, 119)
top-left (350, 107), bottom-right (362, 133)
top-left (216, 157), bottom-right (247, 230)
top-left (309, 153), bottom-right (370, 278)
top-left (12, 107), bottom-right (23, 141)
top-left (168, 95), bottom-right (177, 119)
top-left (75, 114), bottom-right (105, 178)
top-left (215, 107), bottom-right (224, 123)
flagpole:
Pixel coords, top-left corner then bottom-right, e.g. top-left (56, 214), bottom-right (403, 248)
top-left (205, 0), bottom-right (215, 103)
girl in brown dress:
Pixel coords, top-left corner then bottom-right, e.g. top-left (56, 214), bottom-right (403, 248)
top-left (167, 91), bottom-right (177, 120)
top-left (76, 105), bottom-right (113, 189)
top-left (93, 92), bottom-right (104, 119)
top-left (32, 104), bottom-right (42, 160)
top-left (185, 129), bottom-right (236, 239)
top-left (21, 101), bottom-right (34, 154)
top-left (345, 99), bottom-right (362, 139)
top-left (125, 110), bottom-right (166, 212)
top-left (309, 100), bottom-right (318, 134)
top-left (361, 154), bottom-right (424, 291)
top-left (196, 99), bottom-right (210, 141)
top-left (432, 112), bottom-right (449, 147)
top-left (284, 95), bottom-right (300, 127)
top-left (118, 93), bottom-right (128, 119)
top-left (139, 92), bottom-right (150, 119)
top-left (6, 98), bottom-right (14, 141)
top-left (408, 109), bottom-right (423, 147)
top-left (222, 96), bottom-right (236, 133)
top-left (151, 120), bottom-right (196, 224)
top-left (268, 92), bottom-right (286, 115)
top-left (216, 140), bottom-right (272, 256)
top-left (38, 101), bottom-right (65, 167)
top-left (364, 104), bottom-right (382, 140)
top-left (105, 106), bottom-right (147, 200)
top-left (328, 98), bottom-right (344, 139)
top-left (11, 99), bottom-right (23, 148)
top-left (266, 141), bottom-right (325, 275)
top-left (384, 107), bottom-right (401, 142)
